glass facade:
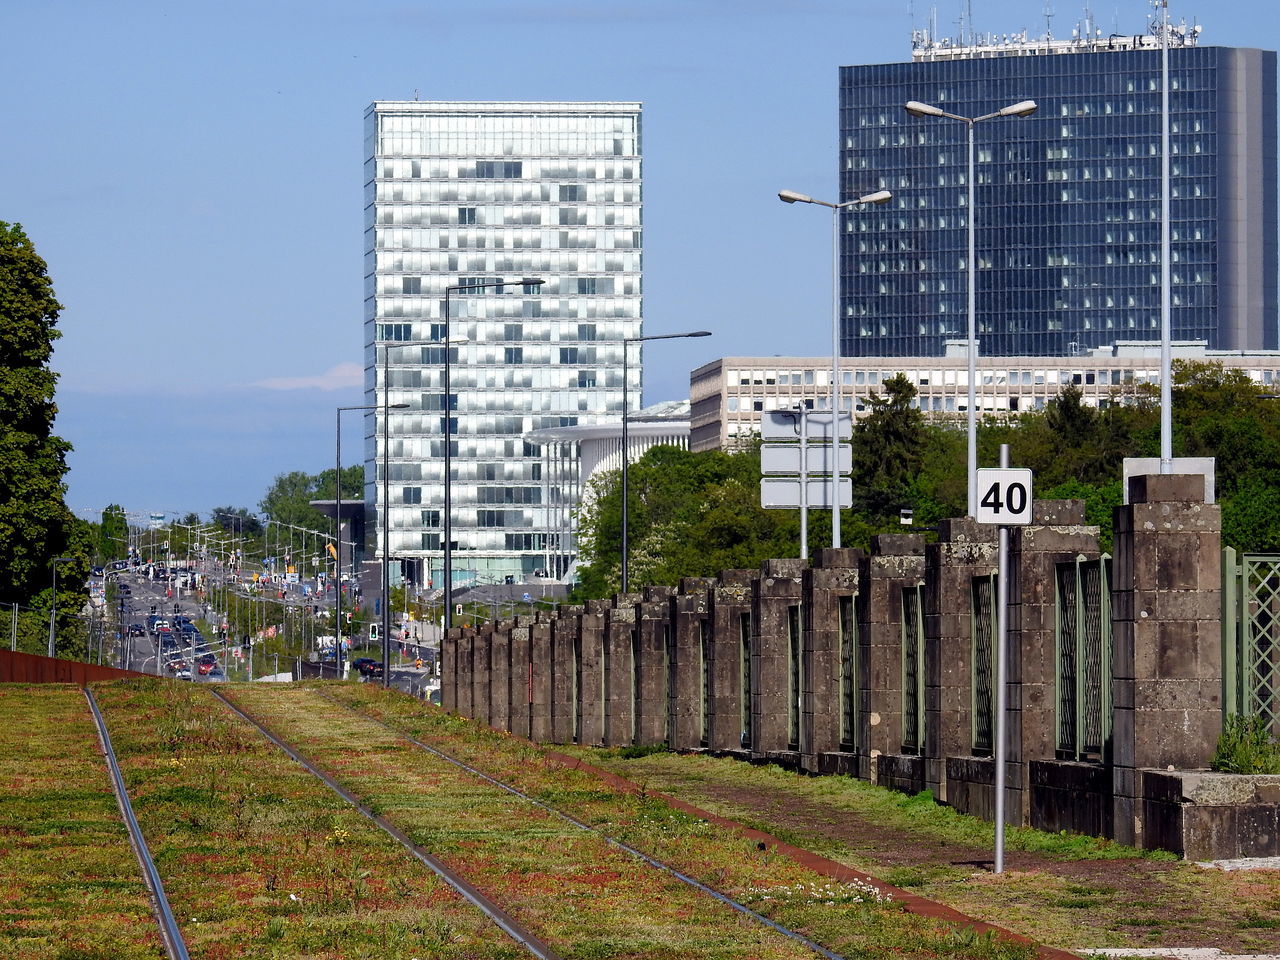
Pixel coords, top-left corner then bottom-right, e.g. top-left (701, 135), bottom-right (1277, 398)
top-left (839, 43), bottom-right (1277, 356)
top-left (364, 101), bottom-right (643, 584)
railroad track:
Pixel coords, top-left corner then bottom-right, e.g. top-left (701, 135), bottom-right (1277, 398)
top-left (215, 684), bottom-right (853, 960)
top-left (208, 687), bottom-right (560, 960)
top-left (83, 687), bottom-right (191, 960)
top-left (311, 686), bottom-right (846, 960)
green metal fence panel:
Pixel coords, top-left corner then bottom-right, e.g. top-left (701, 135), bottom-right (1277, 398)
top-left (901, 584), bottom-right (925, 754)
top-left (1055, 555), bottom-right (1112, 761)
top-left (971, 574), bottom-right (995, 756)
top-left (1226, 551), bottom-right (1280, 736)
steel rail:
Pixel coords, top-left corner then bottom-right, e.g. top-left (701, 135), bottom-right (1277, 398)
top-left (207, 689), bottom-right (559, 960)
top-left (319, 691), bottom-right (847, 960)
top-left (83, 688), bottom-right (192, 960)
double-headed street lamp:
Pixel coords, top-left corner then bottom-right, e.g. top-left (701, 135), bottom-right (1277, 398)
top-left (336, 401), bottom-right (407, 680)
top-left (777, 187), bottom-right (892, 547)
top-left (438, 277), bottom-right (543, 634)
top-left (620, 330), bottom-right (712, 594)
top-left (47, 556), bottom-right (73, 658)
top-left (903, 98), bottom-right (1037, 515)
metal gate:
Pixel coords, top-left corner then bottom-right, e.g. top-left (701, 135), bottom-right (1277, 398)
top-left (1055, 556), bottom-right (1112, 761)
top-left (971, 574), bottom-right (996, 756)
top-left (901, 584), bottom-right (925, 754)
top-left (1223, 548), bottom-right (1280, 735)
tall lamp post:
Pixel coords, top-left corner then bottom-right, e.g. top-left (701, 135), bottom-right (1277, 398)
top-left (903, 98), bottom-right (1036, 516)
top-left (620, 330), bottom-right (712, 594)
top-left (437, 277), bottom-right (543, 636)
top-left (778, 187), bottom-right (892, 547)
top-left (337, 402), bottom-right (406, 680)
top-left (47, 556), bottom-right (73, 658)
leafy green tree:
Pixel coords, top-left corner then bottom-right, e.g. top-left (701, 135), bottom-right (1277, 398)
top-left (98, 504), bottom-right (128, 562)
top-left (211, 506), bottom-right (263, 537)
top-left (259, 465), bottom-right (364, 532)
top-left (0, 222), bottom-right (78, 606)
top-left (850, 373), bottom-right (926, 519)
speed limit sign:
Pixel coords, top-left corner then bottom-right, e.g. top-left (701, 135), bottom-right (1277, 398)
top-left (974, 468), bottom-right (1033, 525)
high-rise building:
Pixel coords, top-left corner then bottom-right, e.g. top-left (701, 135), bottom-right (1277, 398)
top-left (838, 22), bottom-right (1276, 357)
top-left (363, 100), bottom-right (643, 586)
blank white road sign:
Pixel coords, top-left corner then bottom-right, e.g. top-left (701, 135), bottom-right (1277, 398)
top-left (760, 477), bottom-right (853, 509)
top-left (760, 410), bottom-right (853, 441)
top-left (760, 443), bottom-right (853, 475)
top-left (974, 468), bottom-right (1033, 525)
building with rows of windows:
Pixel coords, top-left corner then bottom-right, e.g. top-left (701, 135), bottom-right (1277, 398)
top-left (690, 341), bottom-right (1280, 452)
top-left (837, 21), bottom-right (1276, 357)
top-left (363, 100), bottom-right (642, 586)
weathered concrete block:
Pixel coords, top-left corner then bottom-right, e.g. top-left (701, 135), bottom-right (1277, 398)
top-left (529, 618), bottom-right (552, 742)
top-left (603, 596), bottom-right (640, 746)
top-left (751, 560), bottom-right (805, 758)
top-left (508, 623), bottom-right (531, 740)
top-left (670, 579), bottom-right (714, 751)
top-left (708, 569), bottom-right (758, 753)
top-left (635, 594), bottom-right (673, 746)
top-left (802, 551), bottom-right (861, 773)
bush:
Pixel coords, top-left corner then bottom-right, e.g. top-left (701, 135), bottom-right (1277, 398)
top-left (1211, 714), bottom-right (1280, 774)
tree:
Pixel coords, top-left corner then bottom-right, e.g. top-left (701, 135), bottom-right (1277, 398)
top-left (260, 466), bottom-right (364, 532)
top-left (850, 373), bottom-right (926, 519)
top-left (0, 222), bottom-right (78, 605)
top-left (98, 504), bottom-right (128, 562)
top-left (211, 506), bottom-right (264, 537)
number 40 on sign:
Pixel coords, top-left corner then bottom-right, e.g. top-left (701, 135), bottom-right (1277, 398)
top-left (974, 468), bottom-right (1034, 526)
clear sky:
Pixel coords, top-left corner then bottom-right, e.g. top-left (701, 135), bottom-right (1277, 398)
top-left (2, 0), bottom-right (1271, 523)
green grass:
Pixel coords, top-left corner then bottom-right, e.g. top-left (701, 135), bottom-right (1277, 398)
top-left (91, 678), bottom-right (522, 959)
top-left (321, 681), bottom-right (1039, 960)
top-left (0, 684), bottom-right (164, 959)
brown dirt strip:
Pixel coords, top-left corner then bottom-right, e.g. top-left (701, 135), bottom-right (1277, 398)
top-left (545, 750), bottom-right (1082, 960)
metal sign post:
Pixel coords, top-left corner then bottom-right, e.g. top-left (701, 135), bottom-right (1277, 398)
top-left (974, 448), bottom-right (1032, 874)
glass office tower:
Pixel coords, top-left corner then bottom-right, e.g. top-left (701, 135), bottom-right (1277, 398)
top-left (364, 101), bottom-right (643, 585)
top-left (838, 29), bottom-right (1276, 356)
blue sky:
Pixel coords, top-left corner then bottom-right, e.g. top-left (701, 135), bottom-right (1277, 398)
top-left (2, 0), bottom-right (1271, 522)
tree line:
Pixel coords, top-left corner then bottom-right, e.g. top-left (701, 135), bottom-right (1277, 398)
top-left (573, 362), bottom-right (1280, 598)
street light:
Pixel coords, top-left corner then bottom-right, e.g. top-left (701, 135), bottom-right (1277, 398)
top-left (337, 402), bottom-right (407, 681)
top-left (620, 330), bottom-right (713, 593)
top-left (778, 186), bottom-right (892, 547)
top-left (47, 556), bottom-right (73, 658)
top-left (902, 98), bottom-right (1036, 515)
top-left (440, 277), bottom-right (544, 636)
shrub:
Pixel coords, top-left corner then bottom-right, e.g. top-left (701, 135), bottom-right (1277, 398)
top-left (1211, 714), bottom-right (1280, 774)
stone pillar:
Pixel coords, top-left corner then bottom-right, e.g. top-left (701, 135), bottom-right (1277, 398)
top-left (1007, 500), bottom-right (1098, 825)
top-left (508, 617), bottom-right (532, 740)
top-left (802, 549), bottom-right (862, 775)
top-left (489, 621), bottom-right (512, 733)
top-left (440, 631), bottom-right (457, 713)
top-left (751, 558), bottom-right (806, 763)
top-left (577, 601), bottom-right (608, 746)
top-left (859, 534), bottom-right (926, 789)
top-left (550, 605), bottom-right (583, 744)
top-left (1111, 475), bottom-right (1222, 848)
top-left (707, 570), bottom-right (758, 755)
top-left (471, 624), bottom-right (492, 726)
top-left (603, 594), bottom-right (641, 747)
top-left (636, 586), bottom-right (675, 747)
top-left (455, 629), bottom-right (473, 719)
top-left (529, 613), bottom-right (553, 743)
top-left (670, 578), bottom-right (715, 751)
top-left (923, 518), bottom-right (998, 802)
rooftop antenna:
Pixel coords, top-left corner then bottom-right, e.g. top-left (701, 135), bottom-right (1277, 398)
top-left (1044, 0), bottom-right (1054, 39)
top-left (966, 0), bottom-right (974, 44)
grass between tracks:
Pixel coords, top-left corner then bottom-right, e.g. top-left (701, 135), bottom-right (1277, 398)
top-left (91, 678), bottom-right (522, 959)
top-left (311, 681), bottom-right (1038, 960)
top-left (223, 682), bottom-right (829, 960)
top-left (0, 684), bottom-right (165, 959)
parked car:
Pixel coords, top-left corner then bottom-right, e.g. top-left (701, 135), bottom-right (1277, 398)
top-left (351, 657), bottom-right (379, 674)
top-left (361, 661), bottom-right (385, 679)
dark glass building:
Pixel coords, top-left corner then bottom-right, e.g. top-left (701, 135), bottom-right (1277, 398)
top-left (838, 32), bottom-right (1276, 357)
